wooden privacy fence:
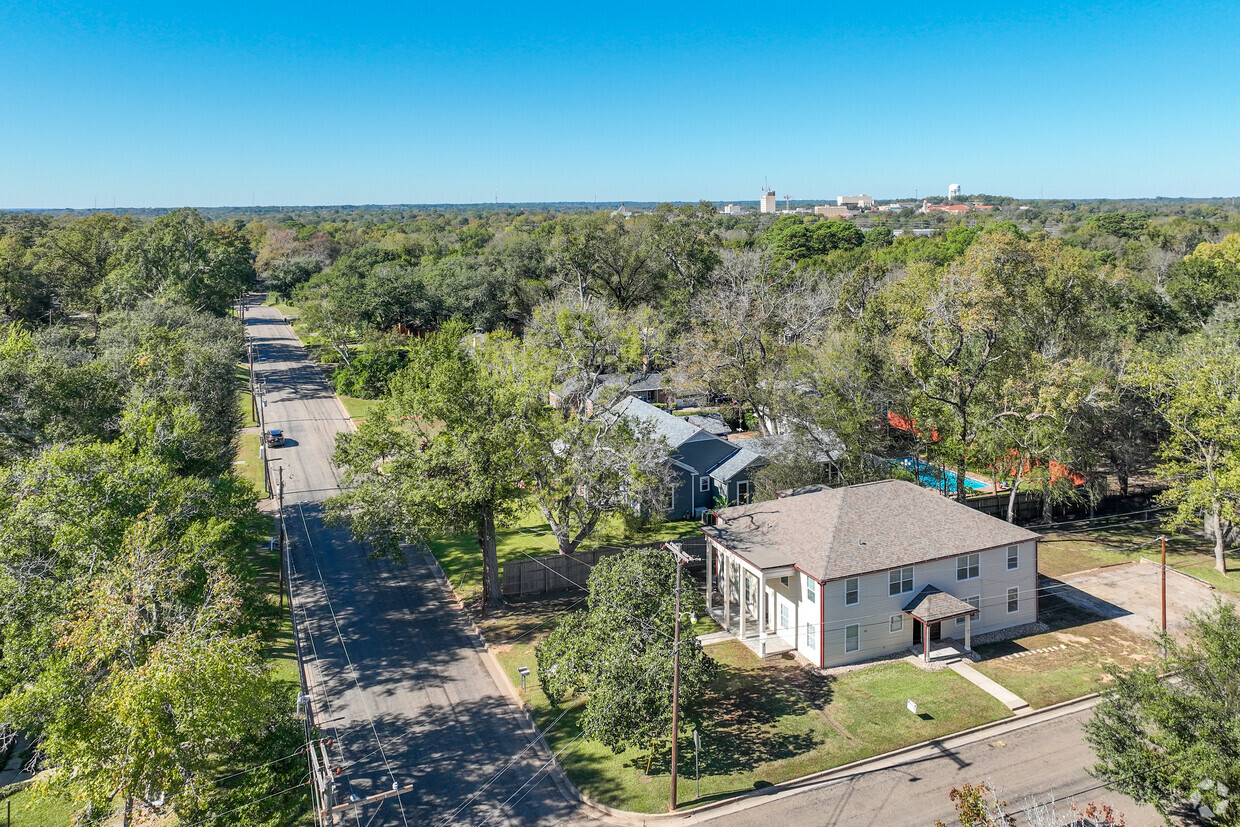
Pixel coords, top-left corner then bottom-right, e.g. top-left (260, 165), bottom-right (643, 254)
top-left (501, 536), bottom-right (707, 598)
top-left (964, 490), bottom-right (1044, 522)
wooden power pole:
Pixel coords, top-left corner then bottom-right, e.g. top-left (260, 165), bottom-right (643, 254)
top-left (666, 540), bottom-right (691, 812)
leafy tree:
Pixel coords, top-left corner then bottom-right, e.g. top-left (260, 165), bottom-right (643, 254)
top-left (1127, 336), bottom-right (1240, 573)
top-left (36, 212), bottom-right (135, 316)
top-left (1085, 599), bottom-right (1240, 824)
top-left (105, 208), bottom-right (255, 315)
top-left (535, 549), bottom-right (713, 753)
top-left (329, 323), bottom-right (531, 607)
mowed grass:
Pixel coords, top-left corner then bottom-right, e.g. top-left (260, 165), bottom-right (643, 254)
top-left (490, 628), bottom-right (1010, 813)
top-left (338, 394), bottom-right (385, 424)
top-left (973, 593), bottom-right (1157, 709)
top-left (429, 507), bottom-right (701, 607)
top-left (1, 785), bottom-right (82, 827)
top-left (1038, 523), bottom-right (1239, 597)
top-left (235, 432), bottom-right (267, 496)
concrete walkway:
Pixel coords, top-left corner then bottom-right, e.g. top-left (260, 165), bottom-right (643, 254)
top-left (949, 660), bottom-right (1031, 714)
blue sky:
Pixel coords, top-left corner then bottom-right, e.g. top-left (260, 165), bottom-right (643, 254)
top-left (1, 0), bottom-right (1237, 207)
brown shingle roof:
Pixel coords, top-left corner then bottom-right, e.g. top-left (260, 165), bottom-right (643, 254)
top-left (902, 586), bottom-right (977, 623)
top-left (703, 479), bottom-right (1040, 581)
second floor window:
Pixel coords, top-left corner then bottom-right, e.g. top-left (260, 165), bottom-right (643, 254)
top-left (889, 567), bottom-right (913, 596)
top-left (845, 577), bottom-right (859, 606)
top-left (957, 553), bottom-right (980, 581)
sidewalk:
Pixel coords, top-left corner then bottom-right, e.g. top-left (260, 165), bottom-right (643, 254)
top-left (949, 660), bottom-right (1032, 714)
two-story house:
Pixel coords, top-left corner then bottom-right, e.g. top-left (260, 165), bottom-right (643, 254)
top-left (702, 479), bottom-right (1040, 667)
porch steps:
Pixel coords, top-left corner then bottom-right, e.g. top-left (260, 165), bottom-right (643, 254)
top-left (697, 630), bottom-right (735, 645)
top-left (948, 661), bottom-right (1032, 715)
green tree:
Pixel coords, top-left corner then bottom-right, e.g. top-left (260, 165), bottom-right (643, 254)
top-left (37, 212), bottom-right (135, 316)
top-left (1127, 336), bottom-right (1240, 573)
top-left (329, 323), bottom-right (531, 607)
top-left (105, 208), bottom-right (255, 315)
top-left (1085, 599), bottom-right (1240, 824)
top-left (535, 549), bottom-right (713, 754)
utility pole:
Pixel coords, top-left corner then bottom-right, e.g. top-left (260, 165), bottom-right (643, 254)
top-left (278, 465), bottom-right (286, 610)
top-left (665, 540), bottom-right (691, 812)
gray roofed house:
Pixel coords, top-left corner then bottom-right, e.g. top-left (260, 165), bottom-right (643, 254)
top-left (549, 371), bottom-right (669, 415)
top-left (685, 413), bottom-right (732, 437)
top-left (700, 479), bottom-right (1041, 667)
top-left (612, 397), bottom-right (766, 519)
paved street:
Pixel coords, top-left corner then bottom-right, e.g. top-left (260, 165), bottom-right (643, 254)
top-left (245, 299), bottom-right (583, 826)
top-left (691, 702), bottom-right (1160, 827)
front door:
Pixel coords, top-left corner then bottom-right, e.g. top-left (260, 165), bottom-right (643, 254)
top-left (913, 620), bottom-right (943, 644)
top-left (929, 622), bottom-right (941, 641)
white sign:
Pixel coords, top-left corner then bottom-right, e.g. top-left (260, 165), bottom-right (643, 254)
top-left (907, 699), bottom-right (918, 715)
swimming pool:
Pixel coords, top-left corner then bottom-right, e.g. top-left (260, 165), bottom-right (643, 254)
top-left (891, 456), bottom-right (989, 492)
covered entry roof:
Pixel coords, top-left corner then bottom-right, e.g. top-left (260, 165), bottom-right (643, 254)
top-left (902, 585), bottom-right (977, 623)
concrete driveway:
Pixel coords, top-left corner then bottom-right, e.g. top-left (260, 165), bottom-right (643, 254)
top-left (1054, 560), bottom-right (1230, 639)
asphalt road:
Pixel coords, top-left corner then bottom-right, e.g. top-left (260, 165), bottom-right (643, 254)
top-left (245, 299), bottom-right (583, 826)
top-left (691, 703), bottom-right (1161, 827)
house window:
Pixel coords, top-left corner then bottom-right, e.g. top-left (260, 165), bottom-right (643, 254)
top-left (699, 477), bottom-right (711, 493)
top-left (780, 603), bottom-right (789, 629)
top-left (1007, 544), bottom-right (1019, 570)
top-left (1008, 587), bottom-right (1019, 613)
top-left (890, 614), bottom-right (903, 634)
top-left (845, 578), bottom-right (859, 606)
top-left (806, 580), bottom-right (816, 604)
top-left (737, 480), bottom-right (752, 504)
top-left (957, 595), bottom-right (981, 625)
top-left (845, 623), bottom-right (859, 653)
top-left (957, 553), bottom-right (980, 581)
top-left (780, 575), bottom-right (789, 587)
top-left (888, 567), bottom-right (913, 596)
top-left (806, 622), bottom-right (816, 649)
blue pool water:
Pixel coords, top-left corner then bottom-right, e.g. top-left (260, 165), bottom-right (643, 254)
top-left (892, 456), bottom-right (988, 492)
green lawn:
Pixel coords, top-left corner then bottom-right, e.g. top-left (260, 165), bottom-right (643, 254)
top-left (972, 593), bottom-right (1157, 709)
top-left (429, 507), bottom-right (701, 607)
top-left (1039, 523), bottom-right (1239, 597)
top-left (235, 432), bottom-right (266, 495)
top-left (338, 393), bottom-right (384, 424)
top-left (491, 633), bottom-right (1010, 813)
top-left (1, 784), bottom-right (83, 827)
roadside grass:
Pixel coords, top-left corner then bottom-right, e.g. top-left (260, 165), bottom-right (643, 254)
top-left (338, 394), bottom-right (384, 424)
top-left (972, 593), bottom-right (1157, 709)
top-left (1038, 523), bottom-right (1239, 597)
top-left (1, 784), bottom-right (82, 827)
top-left (489, 621), bottom-right (1010, 813)
top-left (237, 364), bottom-right (259, 427)
top-left (235, 432), bottom-right (266, 495)
top-left (428, 508), bottom-right (701, 608)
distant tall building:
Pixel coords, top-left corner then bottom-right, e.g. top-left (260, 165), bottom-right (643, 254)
top-left (760, 188), bottom-right (777, 213)
top-left (722, 204), bottom-right (744, 215)
top-left (836, 194), bottom-right (875, 209)
top-left (948, 183), bottom-right (961, 200)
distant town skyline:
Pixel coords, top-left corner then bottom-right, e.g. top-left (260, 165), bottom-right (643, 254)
top-left (2, 1), bottom-right (1237, 209)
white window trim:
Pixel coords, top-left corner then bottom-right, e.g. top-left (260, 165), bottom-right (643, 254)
top-left (956, 553), bottom-right (980, 582)
top-left (957, 595), bottom-right (981, 625)
top-left (806, 622), bottom-right (816, 648)
top-left (699, 476), bottom-right (711, 493)
top-left (889, 614), bottom-right (903, 634)
top-left (1007, 544), bottom-right (1019, 570)
top-left (779, 575), bottom-right (789, 587)
top-left (845, 577), bottom-right (859, 606)
top-left (736, 480), bottom-right (752, 503)
top-left (888, 566), bottom-right (914, 596)
top-left (806, 580), bottom-right (816, 604)
top-left (780, 602), bottom-right (790, 628)
top-left (1007, 587), bottom-right (1020, 613)
top-left (845, 623), bottom-right (860, 653)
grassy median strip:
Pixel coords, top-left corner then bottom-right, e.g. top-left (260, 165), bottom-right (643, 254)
top-left (487, 605), bottom-right (1011, 813)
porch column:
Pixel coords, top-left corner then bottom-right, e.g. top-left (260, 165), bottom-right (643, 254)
top-left (739, 569), bottom-right (747, 640)
top-left (758, 578), bottom-right (768, 649)
top-left (722, 555), bottom-right (731, 627)
top-left (923, 620), bottom-right (929, 663)
top-left (705, 542), bottom-right (714, 611)
top-left (964, 614), bottom-right (972, 650)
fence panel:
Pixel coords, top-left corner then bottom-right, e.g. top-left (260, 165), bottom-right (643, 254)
top-left (500, 536), bottom-right (707, 598)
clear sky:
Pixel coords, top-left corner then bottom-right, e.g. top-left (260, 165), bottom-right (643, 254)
top-left (2, 0), bottom-right (1237, 208)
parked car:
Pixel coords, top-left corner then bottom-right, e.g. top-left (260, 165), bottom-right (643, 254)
top-left (266, 428), bottom-right (285, 447)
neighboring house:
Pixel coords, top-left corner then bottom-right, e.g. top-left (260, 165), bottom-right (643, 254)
top-left (685, 412), bottom-right (732, 438)
top-left (613, 398), bottom-right (768, 519)
top-left (550, 371), bottom-right (670, 415)
top-left (702, 480), bottom-right (1040, 667)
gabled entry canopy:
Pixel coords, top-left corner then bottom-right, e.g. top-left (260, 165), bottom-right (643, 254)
top-left (902, 585), bottom-right (977, 624)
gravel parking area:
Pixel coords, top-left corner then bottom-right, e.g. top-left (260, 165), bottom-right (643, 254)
top-left (1057, 559), bottom-right (1230, 639)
